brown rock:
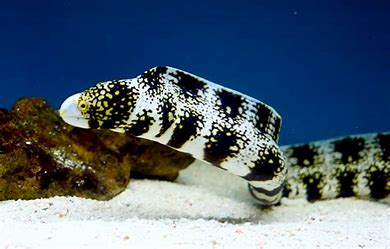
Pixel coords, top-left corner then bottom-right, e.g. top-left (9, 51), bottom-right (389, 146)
top-left (0, 98), bottom-right (194, 201)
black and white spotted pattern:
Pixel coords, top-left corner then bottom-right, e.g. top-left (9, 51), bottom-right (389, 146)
top-left (61, 66), bottom-right (285, 205)
top-left (282, 133), bottom-right (389, 201)
top-left (60, 66), bottom-right (389, 205)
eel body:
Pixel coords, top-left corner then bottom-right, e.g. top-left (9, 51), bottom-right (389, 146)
top-left (60, 66), bottom-right (389, 204)
top-left (282, 133), bottom-right (389, 201)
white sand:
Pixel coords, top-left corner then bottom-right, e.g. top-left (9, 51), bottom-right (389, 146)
top-left (0, 161), bottom-right (389, 249)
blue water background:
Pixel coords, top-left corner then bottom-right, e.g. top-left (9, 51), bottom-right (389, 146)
top-left (1, 1), bottom-right (388, 145)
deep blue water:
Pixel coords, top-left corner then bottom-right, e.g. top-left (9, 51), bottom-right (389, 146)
top-left (1, 0), bottom-right (389, 145)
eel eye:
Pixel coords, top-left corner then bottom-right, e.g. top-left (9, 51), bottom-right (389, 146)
top-left (78, 100), bottom-right (89, 112)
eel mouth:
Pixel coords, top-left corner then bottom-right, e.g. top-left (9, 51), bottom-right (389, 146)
top-left (59, 93), bottom-right (91, 129)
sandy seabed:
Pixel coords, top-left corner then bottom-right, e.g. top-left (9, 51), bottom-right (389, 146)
top-left (0, 161), bottom-right (389, 249)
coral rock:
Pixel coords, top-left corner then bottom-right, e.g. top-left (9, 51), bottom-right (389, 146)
top-left (0, 98), bottom-right (194, 201)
